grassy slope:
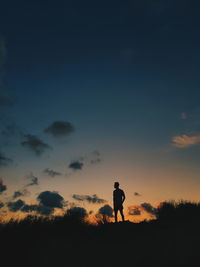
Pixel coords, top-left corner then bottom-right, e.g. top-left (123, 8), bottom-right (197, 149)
top-left (1, 202), bottom-right (200, 267)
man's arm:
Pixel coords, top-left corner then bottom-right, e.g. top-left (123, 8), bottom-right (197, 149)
top-left (122, 190), bottom-right (125, 203)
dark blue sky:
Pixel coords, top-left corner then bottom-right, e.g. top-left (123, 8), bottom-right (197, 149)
top-left (1, 1), bottom-right (200, 220)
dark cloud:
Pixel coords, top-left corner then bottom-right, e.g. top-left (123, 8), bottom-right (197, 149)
top-left (8, 201), bottom-right (53, 216)
top-left (98, 205), bottom-right (113, 218)
top-left (7, 199), bottom-right (25, 212)
top-left (44, 121), bottom-right (75, 137)
top-left (134, 192), bottom-right (141, 197)
top-left (128, 206), bottom-right (141, 216)
top-left (69, 160), bottom-right (84, 171)
top-left (36, 205), bottom-right (54, 215)
top-left (141, 202), bottom-right (156, 215)
top-left (0, 202), bottom-right (4, 208)
top-left (12, 189), bottom-right (29, 199)
top-left (21, 134), bottom-right (51, 156)
top-left (26, 173), bottom-right (39, 186)
top-left (43, 168), bottom-right (62, 177)
top-left (72, 194), bottom-right (107, 204)
top-left (21, 204), bottom-right (38, 213)
top-left (6, 190), bottom-right (65, 215)
top-left (66, 207), bottom-right (88, 219)
top-left (19, 203), bottom-right (53, 215)
top-left (67, 151), bottom-right (101, 173)
top-left (0, 178), bottom-right (7, 194)
top-left (0, 151), bottom-right (13, 167)
top-left (37, 191), bottom-right (64, 208)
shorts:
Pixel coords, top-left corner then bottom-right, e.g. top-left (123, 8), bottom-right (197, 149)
top-left (114, 204), bottom-right (123, 212)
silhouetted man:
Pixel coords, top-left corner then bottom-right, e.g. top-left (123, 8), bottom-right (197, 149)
top-left (113, 182), bottom-right (125, 222)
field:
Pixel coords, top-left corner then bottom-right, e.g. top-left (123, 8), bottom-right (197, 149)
top-left (1, 201), bottom-right (200, 267)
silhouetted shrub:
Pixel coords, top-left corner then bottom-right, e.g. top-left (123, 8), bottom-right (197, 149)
top-left (156, 200), bottom-right (200, 223)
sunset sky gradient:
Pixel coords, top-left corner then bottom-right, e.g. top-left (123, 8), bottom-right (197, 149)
top-left (0, 1), bottom-right (200, 222)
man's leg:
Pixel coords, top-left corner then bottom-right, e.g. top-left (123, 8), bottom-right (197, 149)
top-left (114, 209), bottom-right (118, 223)
top-left (119, 208), bottom-right (125, 222)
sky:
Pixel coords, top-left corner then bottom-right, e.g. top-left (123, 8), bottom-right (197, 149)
top-left (0, 0), bottom-right (200, 222)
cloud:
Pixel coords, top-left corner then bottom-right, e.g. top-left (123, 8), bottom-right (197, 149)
top-left (44, 121), bottom-right (75, 137)
top-left (12, 189), bottom-right (29, 199)
top-left (0, 178), bottom-right (7, 194)
top-left (98, 205), bottom-right (113, 218)
top-left (21, 204), bottom-right (52, 216)
top-left (141, 202), bottom-right (156, 215)
top-left (128, 206), bottom-right (141, 216)
top-left (7, 200), bottom-right (54, 215)
top-left (36, 205), bottom-right (54, 215)
top-left (134, 192), bottom-right (141, 197)
top-left (26, 173), bottom-right (39, 186)
top-left (0, 202), bottom-right (4, 208)
top-left (43, 168), bottom-right (62, 178)
top-left (21, 204), bottom-right (38, 213)
top-left (37, 191), bottom-right (64, 208)
top-left (66, 207), bottom-right (88, 219)
top-left (172, 134), bottom-right (200, 148)
top-left (69, 160), bottom-right (84, 171)
top-left (72, 194), bottom-right (107, 204)
top-left (67, 151), bottom-right (101, 174)
top-left (7, 199), bottom-right (25, 212)
top-left (21, 134), bottom-right (51, 156)
top-left (0, 151), bottom-right (13, 167)
top-left (6, 190), bottom-right (65, 216)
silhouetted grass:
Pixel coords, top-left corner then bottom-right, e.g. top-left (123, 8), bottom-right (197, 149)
top-left (1, 201), bottom-right (200, 267)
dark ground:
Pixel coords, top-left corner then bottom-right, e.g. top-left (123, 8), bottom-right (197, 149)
top-left (1, 217), bottom-right (200, 267)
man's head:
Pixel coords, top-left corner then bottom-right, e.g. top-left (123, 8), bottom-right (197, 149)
top-left (114, 182), bottom-right (119, 189)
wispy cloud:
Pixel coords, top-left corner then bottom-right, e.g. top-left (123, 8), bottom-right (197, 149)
top-left (12, 189), bottom-right (29, 199)
top-left (172, 134), bottom-right (200, 148)
top-left (26, 173), bottom-right (39, 186)
top-left (68, 151), bottom-right (102, 173)
top-left (134, 192), bottom-right (141, 197)
top-left (21, 134), bottom-right (51, 156)
top-left (90, 150), bottom-right (101, 164)
top-left (72, 194), bottom-right (107, 204)
top-left (43, 168), bottom-right (62, 178)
